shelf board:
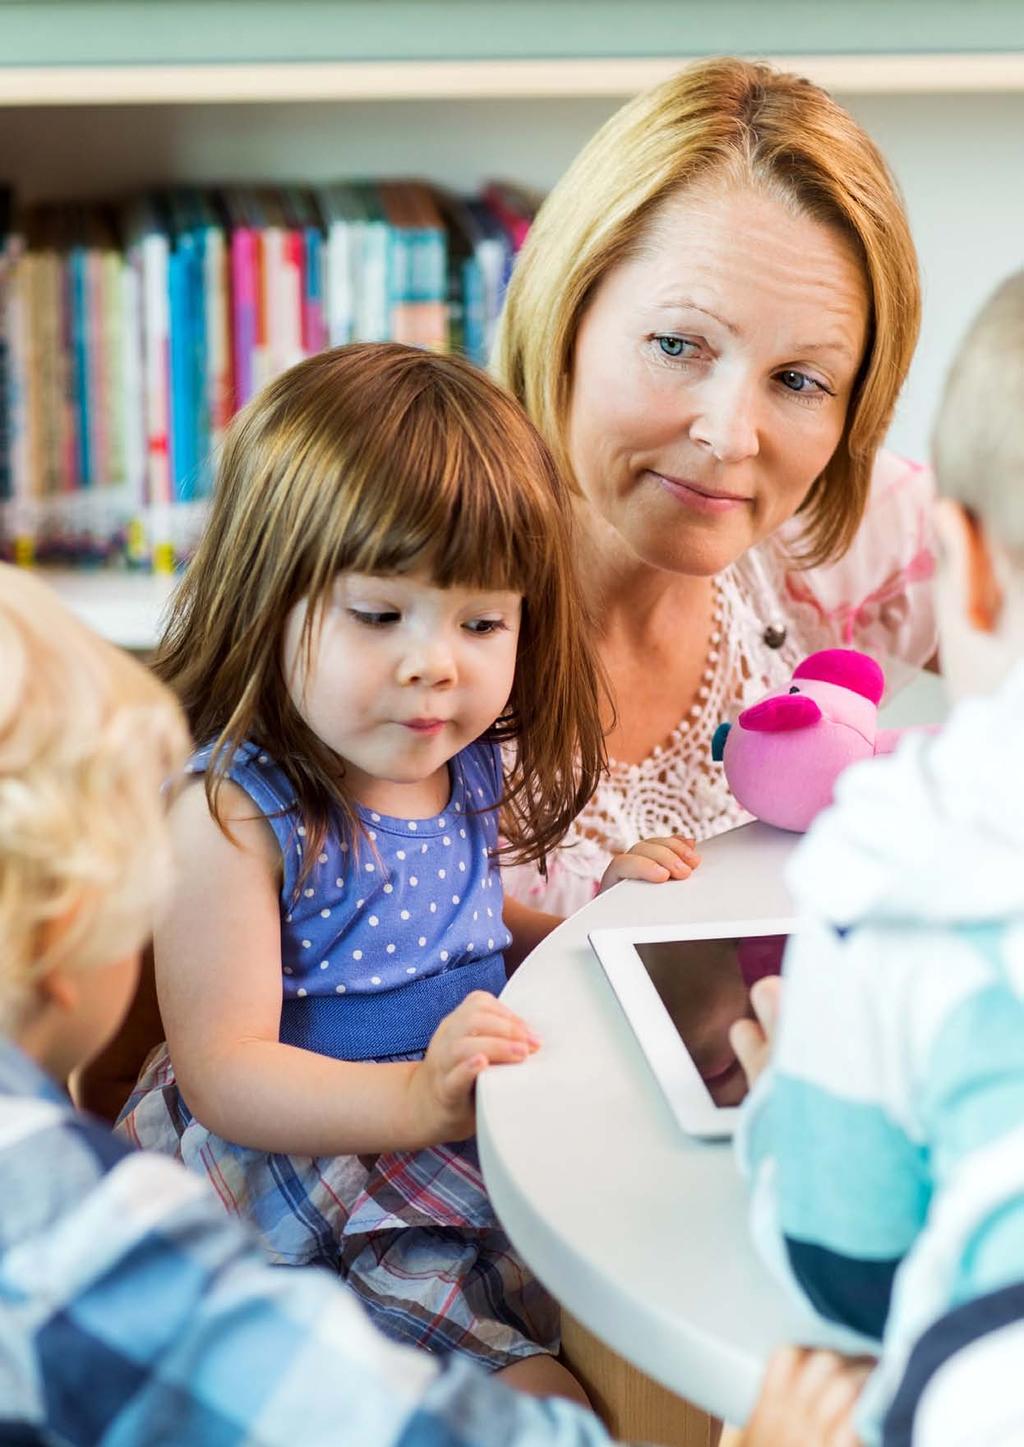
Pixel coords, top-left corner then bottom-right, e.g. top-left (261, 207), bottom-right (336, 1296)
top-left (3, 52), bottom-right (1024, 105)
top-left (39, 567), bottom-right (177, 651)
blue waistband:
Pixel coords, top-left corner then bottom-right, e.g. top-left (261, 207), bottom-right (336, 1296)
top-left (278, 953), bottom-right (507, 1062)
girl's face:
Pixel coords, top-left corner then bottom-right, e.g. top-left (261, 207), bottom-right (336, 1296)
top-left (283, 568), bottom-right (522, 815)
top-left (567, 181), bottom-right (869, 576)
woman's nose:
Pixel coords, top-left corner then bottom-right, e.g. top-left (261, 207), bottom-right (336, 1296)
top-left (689, 374), bottom-right (761, 464)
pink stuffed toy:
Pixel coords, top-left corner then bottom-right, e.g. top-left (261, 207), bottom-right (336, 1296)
top-left (711, 648), bottom-right (926, 833)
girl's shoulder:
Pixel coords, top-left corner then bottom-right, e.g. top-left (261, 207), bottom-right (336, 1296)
top-left (186, 738), bottom-right (300, 819)
top-left (185, 739), bottom-right (307, 900)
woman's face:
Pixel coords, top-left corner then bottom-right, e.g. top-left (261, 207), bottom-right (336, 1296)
top-left (567, 181), bottom-right (869, 576)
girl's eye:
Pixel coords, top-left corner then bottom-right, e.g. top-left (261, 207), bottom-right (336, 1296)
top-left (464, 618), bottom-right (507, 636)
top-left (655, 335), bottom-right (698, 360)
top-left (349, 609), bottom-right (400, 627)
top-left (777, 369), bottom-right (830, 396)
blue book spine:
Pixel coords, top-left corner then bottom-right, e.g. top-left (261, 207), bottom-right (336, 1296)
top-left (305, 225), bottom-right (322, 332)
top-left (0, 251), bottom-right (10, 503)
top-left (70, 247), bottom-right (91, 488)
top-left (168, 244), bottom-right (195, 502)
top-left (462, 256), bottom-right (486, 366)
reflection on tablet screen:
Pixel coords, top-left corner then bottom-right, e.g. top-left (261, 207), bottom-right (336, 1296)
top-left (634, 936), bottom-right (787, 1107)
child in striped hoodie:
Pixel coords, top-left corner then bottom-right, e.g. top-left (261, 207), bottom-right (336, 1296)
top-left (734, 269), bottom-right (1024, 1447)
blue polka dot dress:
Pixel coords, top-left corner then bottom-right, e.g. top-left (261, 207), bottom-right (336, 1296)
top-left (118, 739), bottom-right (558, 1370)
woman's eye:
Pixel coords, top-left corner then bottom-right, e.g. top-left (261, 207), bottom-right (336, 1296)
top-left (777, 369), bottom-right (826, 395)
top-left (655, 335), bottom-right (697, 360)
top-left (349, 609), bottom-right (400, 627)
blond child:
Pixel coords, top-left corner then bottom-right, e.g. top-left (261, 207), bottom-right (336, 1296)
top-left (733, 271), bottom-right (1024, 1447)
top-left (0, 563), bottom-right (639, 1445)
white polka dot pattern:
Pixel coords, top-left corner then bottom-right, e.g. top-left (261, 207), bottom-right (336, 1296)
top-left (192, 738), bottom-right (513, 1013)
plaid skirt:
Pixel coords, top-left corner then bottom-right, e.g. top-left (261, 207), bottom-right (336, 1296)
top-left (117, 1045), bottom-right (558, 1371)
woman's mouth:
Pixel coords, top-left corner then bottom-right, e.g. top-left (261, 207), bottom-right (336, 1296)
top-left (650, 471), bottom-right (752, 515)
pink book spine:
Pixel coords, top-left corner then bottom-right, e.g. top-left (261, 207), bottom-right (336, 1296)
top-left (231, 226), bottom-right (256, 408)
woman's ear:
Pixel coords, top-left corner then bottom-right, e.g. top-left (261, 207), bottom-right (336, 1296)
top-left (934, 498), bottom-right (1003, 635)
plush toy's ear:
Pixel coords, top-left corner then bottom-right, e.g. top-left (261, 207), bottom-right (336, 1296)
top-left (792, 648), bottom-right (884, 705)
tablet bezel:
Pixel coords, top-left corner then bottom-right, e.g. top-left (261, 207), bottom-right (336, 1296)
top-left (589, 916), bottom-right (798, 1139)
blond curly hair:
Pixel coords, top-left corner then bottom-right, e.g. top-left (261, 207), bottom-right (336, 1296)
top-left (0, 566), bottom-right (189, 1031)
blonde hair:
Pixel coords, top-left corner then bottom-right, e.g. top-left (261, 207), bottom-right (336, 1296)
top-left (496, 56), bottom-right (921, 566)
top-left (933, 271), bottom-right (1024, 561)
top-left (155, 343), bottom-right (606, 875)
top-left (0, 566), bottom-right (189, 1032)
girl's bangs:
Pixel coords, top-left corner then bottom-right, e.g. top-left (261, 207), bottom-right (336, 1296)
top-left (316, 399), bottom-right (550, 598)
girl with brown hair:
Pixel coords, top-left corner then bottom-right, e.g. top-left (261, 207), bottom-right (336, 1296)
top-left (118, 342), bottom-right (693, 1401)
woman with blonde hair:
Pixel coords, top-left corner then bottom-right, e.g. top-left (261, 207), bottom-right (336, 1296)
top-left (497, 56), bottom-right (936, 915)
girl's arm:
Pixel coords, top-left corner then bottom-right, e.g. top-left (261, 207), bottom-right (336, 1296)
top-left (502, 837), bottom-right (701, 972)
top-left (158, 781), bottom-right (535, 1156)
top-left (502, 895), bottom-right (563, 973)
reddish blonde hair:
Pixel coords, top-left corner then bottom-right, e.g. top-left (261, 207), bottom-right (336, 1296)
top-left (496, 57), bottom-right (921, 566)
top-left (155, 343), bottom-right (606, 874)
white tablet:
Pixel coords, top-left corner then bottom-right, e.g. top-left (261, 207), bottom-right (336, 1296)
top-left (589, 918), bottom-right (798, 1139)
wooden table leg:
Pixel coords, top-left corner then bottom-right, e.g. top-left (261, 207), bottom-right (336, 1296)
top-left (560, 1310), bottom-right (724, 1446)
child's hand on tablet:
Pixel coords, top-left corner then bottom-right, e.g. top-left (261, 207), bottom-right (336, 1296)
top-left (599, 836), bottom-right (701, 891)
top-left (738, 1346), bottom-right (873, 1447)
top-left (730, 976), bottom-right (782, 1087)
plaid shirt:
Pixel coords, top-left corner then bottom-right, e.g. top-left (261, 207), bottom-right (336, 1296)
top-left (0, 1038), bottom-right (611, 1446)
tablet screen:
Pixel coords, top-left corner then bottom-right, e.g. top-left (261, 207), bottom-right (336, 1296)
top-left (634, 935), bottom-right (787, 1107)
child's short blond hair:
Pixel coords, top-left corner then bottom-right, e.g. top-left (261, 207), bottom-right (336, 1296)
top-left (0, 566), bottom-right (189, 1032)
top-left (933, 270), bottom-right (1024, 561)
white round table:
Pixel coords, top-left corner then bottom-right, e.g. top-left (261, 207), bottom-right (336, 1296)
top-left (478, 821), bottom-right (868, 1426)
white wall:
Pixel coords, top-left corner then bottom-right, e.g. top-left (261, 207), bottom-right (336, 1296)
top-left (844, 92), bottom-right (1024, 460)
top-left (3, 88), bottom-right (1022, 458)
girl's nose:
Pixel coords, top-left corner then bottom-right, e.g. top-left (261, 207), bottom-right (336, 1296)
top-left (396, 638), bottom-right (456, 688)
top-left (689, 374), bottom-right (760, 464)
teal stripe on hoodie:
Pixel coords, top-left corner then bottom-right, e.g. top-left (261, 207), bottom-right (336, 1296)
top-left (765, 1075), bottom-right (931, 1260)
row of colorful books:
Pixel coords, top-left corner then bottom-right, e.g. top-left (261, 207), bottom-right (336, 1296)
top-left (0, 179), bottom-right (539, 570)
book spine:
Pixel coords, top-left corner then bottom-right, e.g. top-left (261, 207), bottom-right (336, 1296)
top-left (326, 212), bottom-right (353, 346)
top-left (303, 224), bottom-right (325, 353)
top-left (230, 225), bottom-right (256, 409)
top-left (70, 246), bottom-right (91, 492)
top-left (204, 224), bottom-right (231, 462)
top-left (168, 242), bottom-right (194, 504)
top-left (6, 237), bottom-right (36, 562)
top-left (121, 249), bottom-right (147, 565)
top-left (140, 228), bottom-right (173, 571)
top-left (282, 227), bottom-right (303, 368)
top-left (359, 222), bottom-right (390, 342)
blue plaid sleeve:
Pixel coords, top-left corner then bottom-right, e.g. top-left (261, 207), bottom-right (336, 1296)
top-left (1, 1100), bottom-right (612, 1446)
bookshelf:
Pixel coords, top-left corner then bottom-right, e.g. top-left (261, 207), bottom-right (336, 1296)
top-left (4, 0), bottom-right (1024, 646)
top-left (43, 568), bottom-right (176, 652)
top-left (4, 53), bottom-right (1024, 106)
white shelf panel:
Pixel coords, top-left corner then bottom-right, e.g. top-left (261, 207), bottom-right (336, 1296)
top-left (3, 53), bottom-right (1024, 106)
top-left (39, 568), bottom-right (178, 651)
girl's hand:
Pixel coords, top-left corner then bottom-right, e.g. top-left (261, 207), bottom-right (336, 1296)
top-left (598, 836), bottom-right (700, 891)
top-left (729, 976), bottom-right (782, 1089)
top-left (739, 1346), bottom-right (874, 1447)
top-left (408, 991), bottom-right (540, 1143)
